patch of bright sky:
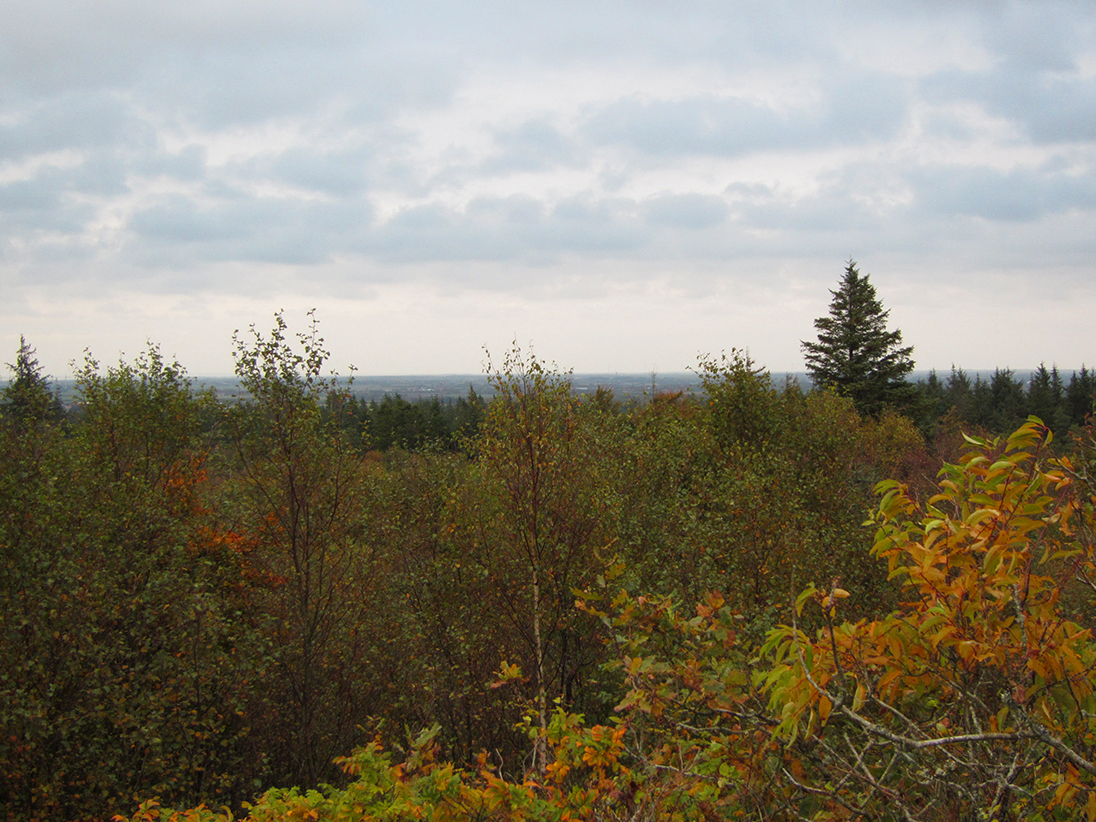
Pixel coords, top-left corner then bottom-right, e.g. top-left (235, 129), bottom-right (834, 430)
top-left (0, 150), bottom-right (86, 184)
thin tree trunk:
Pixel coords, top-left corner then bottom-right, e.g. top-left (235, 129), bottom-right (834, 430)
top-left (531, 559), bottom-right (547, 773)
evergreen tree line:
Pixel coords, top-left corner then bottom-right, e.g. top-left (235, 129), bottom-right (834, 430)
top-left (325, 390), bottom-right (487, 453)
top-left (332, 363), bottom-right (1096, 458)
top-left (915, 364), bottom-right (1096, 437)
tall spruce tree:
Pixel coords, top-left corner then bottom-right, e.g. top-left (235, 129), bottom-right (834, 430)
top-left (802, 260), bottom-right (914, 417)
top-left (2, 336), bottom-right (63, 424)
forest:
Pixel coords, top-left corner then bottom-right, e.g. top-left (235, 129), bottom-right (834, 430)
top-left (2, 303), bottom-right (1096, 821)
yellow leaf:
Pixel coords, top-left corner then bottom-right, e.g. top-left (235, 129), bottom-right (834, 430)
top-left (852, 682), bottom-right (866, 712)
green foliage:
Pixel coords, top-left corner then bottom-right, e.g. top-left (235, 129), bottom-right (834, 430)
top-left (1068, 367), bottom-right (1096, 426)
top-left (228, 311), bottom-right (377, 789)
top-left (613, 389), bottom-right (717, 603)
top-left (3, 323), bottom-right (946, 821)
top-left (0, 345), bottom-right (256, 821)
top-left (112, 411), bottom-right (1096, 822)
top-left (688, 351), bottom-right (914, 615)
top-left (576, 584), bottom-right (782, 819)
top-left (698, 349), bottom-right (783, 448)
top-left (355, 447), bottom-right (529, 766)
top-left (117, 717), bottom-right (641, 822)
top-left (469, 345), bottom-right (619, 768)
top-left (367, 393), bottom-right (446, 450)
top-left (2, 336), bottom-right (64, 424)
top-left (802, 259), bottom-right (915, 417)
top-left (324, 387), bottom-right (487, 455)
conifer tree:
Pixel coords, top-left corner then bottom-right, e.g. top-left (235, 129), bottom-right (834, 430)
top-left (2, 336), bottom-right (63, 423)
top-left (801, 260), bottom-right (914, 417)
top-left (1067, 366), bottom-right (1095, 426)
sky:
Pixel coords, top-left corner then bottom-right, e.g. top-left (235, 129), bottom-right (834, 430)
top-left (2, 0), bottom-right (1095, 379)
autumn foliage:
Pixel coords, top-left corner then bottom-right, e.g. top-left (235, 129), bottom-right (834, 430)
top-left (105, 416), bottom-right (1096, 822)
top-left (4, 319), bottom-right (1096, 821)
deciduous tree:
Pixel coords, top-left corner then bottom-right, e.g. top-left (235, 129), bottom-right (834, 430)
top-left (229, 311), bottom-right (376, 788)
top-left (763, 418), bottom-right (1096, 820)
top-left (0, 346), bottom-right (255, 821)
top-left (471, 347), bottom-right (613, 771)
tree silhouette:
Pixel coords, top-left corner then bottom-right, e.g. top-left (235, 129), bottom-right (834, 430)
top-left (802, 259), bottom-right (914, 416)
top-left (2, 336), bottom-right (62, 423)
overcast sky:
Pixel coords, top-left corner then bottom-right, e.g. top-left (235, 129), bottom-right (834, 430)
top-left (2, 0), bottom-right (1094, 378)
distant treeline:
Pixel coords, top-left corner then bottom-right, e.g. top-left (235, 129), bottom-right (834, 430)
top-left (16, 365), bottom-right (1096, 452)
top-left (326, 389), bottom-right (488, 452)
top-left (327, 364), bottom-right (1096, 455)
top-left (915, 364), bottom-right (1095, 437)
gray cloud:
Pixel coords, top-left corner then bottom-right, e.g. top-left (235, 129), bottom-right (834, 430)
top-left (128, 194), bottom-right (374, 266)
top-left (243, 146), bottom-right (375, 196)
top-left (735, 190), bottom-right (880, 235)
top-left (0, 176), bottom-right (96, 235)
top-left (643, 193), bottom-right (729, 230)
top-left (978, 2), bottom-right (1086, 72)
top-left (916, 3), bottom-right (1096, 145)
top-left (581, 73), bottom-right (908, 158)
top-left (910, 164), bottom-right (1096, 221)
top-left (133, 145), bottom-right (208, 182)
top-left (0, 91), bottom-right (146, 161)
top-left (923, 66), bottom-right (1096, 144)
top-left (0, 1), bottom-right (376, 97)
top-left (583, 96), bottom-right (788, 157)
top-left (362, 194), bottom-right (647, 265)
top-left (483, 119), bottom-right (581, 175)
top-left (0, 155), bottom-right (130, 238)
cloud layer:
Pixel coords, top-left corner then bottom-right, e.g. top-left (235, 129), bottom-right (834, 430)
top-left (2, 0), bottom-right (1095, 375)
